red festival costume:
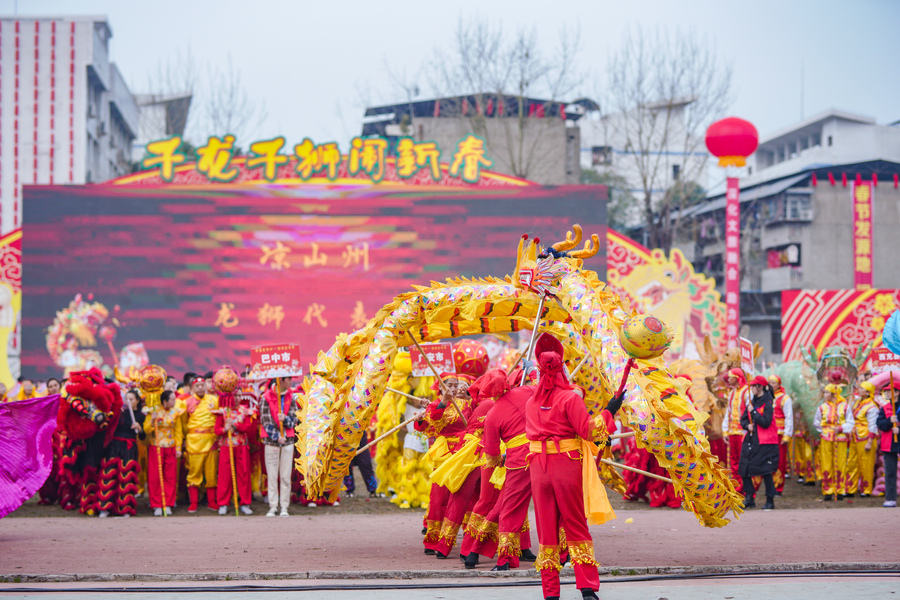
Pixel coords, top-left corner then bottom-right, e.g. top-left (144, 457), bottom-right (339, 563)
top-left (57, 369), bottom-right (123, 514)
top-left (481, 369), bottom-right (535, 568)
top-left (722, 368), bottom-right (748, 493)
top-left (526, 334), bottom-right (616, 599)
top-left (215, 402), bottom-right (256, 509)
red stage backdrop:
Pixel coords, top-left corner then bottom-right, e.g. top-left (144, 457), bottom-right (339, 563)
top-left (22, 181), bottom-right (606, 378)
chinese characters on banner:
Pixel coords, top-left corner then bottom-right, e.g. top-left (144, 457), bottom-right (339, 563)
top-left (739, 336), bottom-right (754, 374)
top-left (870, 346), bottom-right (900, 374)
top-left (852, 182), bottom-right (874, 290)
top-left (409, 343), bottom-right (456, 377)
top-left (248, 343), bottom-right (303, 380)
top-left (725, 177), bottom-right (741, 347)
top-left (141, 134), bottom-right (493, 185)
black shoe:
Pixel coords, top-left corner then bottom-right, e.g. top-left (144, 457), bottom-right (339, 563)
top-left (464, 552), bottom-right (479, 569)
top-left (424, 548), bottom-right (435, 555)
top-left (743, 496), bottom-right (756, 509)
top-left (421, 527), bottom-right (427, 535)
top-left (837, 494), bottom-right (845, 501)
top-left (845, 493), bottom-right (855, 498)
top-left (491, 563), bottom-right (510, 571)
top-left (520, 548), bottom-right (537, 562)
top-left (459, 553), bottom-right (465, 562)
top-left (774, 491), bottom-right (782, 497)
top-left (581, 589), bottom-right (600, 600)
top-left (762, 499), bottom-right (775, 510)
top-left (545, 597), bottom-right (560, 600)
top-left (435, 552), bottom-right (448, 559)
top-left (823, 495), bottom-right (833, 501)
top-left (860, 493), bottom-right (870, 498)
top-left (804, 481), bottom-right (816, 486)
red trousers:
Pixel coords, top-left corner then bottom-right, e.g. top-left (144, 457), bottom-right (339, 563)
top-left (218, 444), bottom-right (252, 507)
top-left (727, 435), bottom-right (743, 493)
top-left (460, 466), bottom-right (502, 558)
top-left (148, 446), bottom-right (178, 509)
top-left (709, 437), bottom-right (728, 466)
top-left (496, 465), bottom-right (533, 567)
top-left (775, 441), bottom-right (789, 493)
top-left (424, 483), bottom-right (451, 551)
top-left (435, 469), bottom-right (481, 557)
top-left (530, 452), bottom-right (599, 598)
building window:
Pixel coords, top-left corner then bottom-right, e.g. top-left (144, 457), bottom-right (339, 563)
top-left (591, 146), bottom-right (612, 166)
top-left (771, 322), bottom-right (783, 355)
top-left (827, 135), bottom-right (833, 146)
top-left (672, 164), bottom-right (680, 180)
top-left (786, 195), bottom-right (812, 220)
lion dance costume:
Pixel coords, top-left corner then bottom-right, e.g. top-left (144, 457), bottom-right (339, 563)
top-left (58, 369), bottom-right (123, 514)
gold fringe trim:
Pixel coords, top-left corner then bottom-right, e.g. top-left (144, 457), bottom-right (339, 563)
top-left (568, 540), bottom-right (600, 567)
top-left (534, 544), bottom-right (562, 572)
top-left (498, 532), bottom-right (522, 557)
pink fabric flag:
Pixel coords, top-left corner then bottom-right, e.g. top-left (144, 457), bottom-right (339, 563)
top-left (0, 394), bottom-right (60, 518)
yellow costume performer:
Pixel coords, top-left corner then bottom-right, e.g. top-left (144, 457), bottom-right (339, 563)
top-left (846, 381), bottom-right (879, 496)
top-left (814, 384), bottom-right (854, 498)
top-left (374, 351), bottom-right (434, 509)
top-left (177, 378), bottom-right (220, 512)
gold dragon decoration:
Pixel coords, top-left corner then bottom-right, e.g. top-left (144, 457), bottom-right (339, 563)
top-left (297, 225), bottom-right (744, 527)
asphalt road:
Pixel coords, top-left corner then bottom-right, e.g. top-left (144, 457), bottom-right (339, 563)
top-left (0, 575), bottom-right (897, 600)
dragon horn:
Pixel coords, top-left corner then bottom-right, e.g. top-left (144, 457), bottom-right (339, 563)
top-left (568, 234), bottom-right (601, 259)
top-left (114, 365), bottom-right (131, 385)
top-left (551, 224), bottom-right (583, 252)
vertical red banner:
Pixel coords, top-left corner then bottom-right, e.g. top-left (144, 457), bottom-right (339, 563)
top-left (724, 177), bottom-right (741, 347)
top-left (852, 182), bottom-right (873, 290)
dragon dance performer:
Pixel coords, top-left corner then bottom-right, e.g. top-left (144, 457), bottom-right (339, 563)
top-left (455, 369), bottom-right (511, 568)
top-left (143, 390), bottom-right (184, 516)
top-left (481, 366), bottom-right (537, 570)
top-left (814, 384), bottom-right (855, 500)
top-left (429, 375), bottom-right (495, 559)
top-left (767, 375), bottom-right (794, 496)
top-left (846, 381), bottom-right (880, 497)
top-left (526, 333), bottom-right (620, 600)
top-left (177, 376), bottom-right (220, 512)
top-left (414, 340), bottom-right (489, 554)
top-left (98, 388), bottom-right (146, 517)
top-left (721, 368), bottom-right (749, 493)
top-left (215, 381), bottom-right (257, 515)
top-left (791, 402), bottom-right (817, 485)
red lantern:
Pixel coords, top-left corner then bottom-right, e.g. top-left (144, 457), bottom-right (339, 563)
top-left (705, 117), bottom-right (759, 168)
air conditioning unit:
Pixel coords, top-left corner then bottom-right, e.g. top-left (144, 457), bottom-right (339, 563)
top-left (797, 208), bottom-right (813, 221)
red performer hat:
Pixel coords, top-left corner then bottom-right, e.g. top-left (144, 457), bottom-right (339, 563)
top-left (749, 375), bottom-right (769, 387)
top-left (430, 371), bottom-right (475, 392)
top-left (472, 368), bottom-right (511, 401)
top-left (452, 340), bottom-right (490, 379)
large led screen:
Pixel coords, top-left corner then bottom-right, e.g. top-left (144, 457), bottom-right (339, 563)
top-left (22, 183), bottom-right (606, 378)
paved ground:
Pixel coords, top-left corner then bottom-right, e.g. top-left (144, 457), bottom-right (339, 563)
top-left (1, 507), bottom-right (898, 579)
top-left (0, 575), bottom-right (897, 599)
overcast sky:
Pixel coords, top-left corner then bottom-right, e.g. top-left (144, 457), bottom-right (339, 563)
top-left (3, 0), bottom-right (899, 148)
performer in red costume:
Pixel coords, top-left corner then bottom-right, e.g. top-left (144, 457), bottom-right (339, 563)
top-left (414, 373), bottom-right (472, 553)
top-left (721, 368), bottom-right (749, 493)
top-left (433, 373), bottom-right (497, 560)
top-left (414, 339), bottom-right (489, 555)
top-left (215, 384), bottom-right (257, 515)
top-left (481, 367), bottom-right (538, 570)
top-left (526, 333), bottom-right (621, 600)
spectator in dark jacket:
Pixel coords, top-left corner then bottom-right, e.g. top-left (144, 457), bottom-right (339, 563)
top-left (739, 376), bottom-right (779, 510)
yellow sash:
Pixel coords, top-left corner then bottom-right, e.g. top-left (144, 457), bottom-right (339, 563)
top-left (426, 435), bottom-right (458, 469)
top-left (528, 438), bottom-right (616, 526)
top-left (489, 433), bottom-right (529, 489)
top-left (430, 434), bottom-right (482, 492)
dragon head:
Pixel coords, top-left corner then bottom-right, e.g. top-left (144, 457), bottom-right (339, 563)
top-left (513, 225), bottom-right (600, 296)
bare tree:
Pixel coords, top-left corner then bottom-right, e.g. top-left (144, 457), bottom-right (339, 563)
top-left (205, 55), bottom-right (267, 144)
top-left (385, 17), bottom-right (582, 183)
top-left (142, 51), bottom-right (266, 151)
top-left (602, 27), bottom-right (733, 252)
